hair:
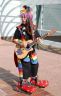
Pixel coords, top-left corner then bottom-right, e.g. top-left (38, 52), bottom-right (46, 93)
top-left (20, 5), bottom-right (33, 20)
top-left (20, 5), bottom-right (33, 35)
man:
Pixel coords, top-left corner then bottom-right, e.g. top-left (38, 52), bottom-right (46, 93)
top-left (13, 5), bottom-right (48, 92)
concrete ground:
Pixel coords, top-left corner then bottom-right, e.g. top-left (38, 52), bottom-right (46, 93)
top-left (0, 39), bottom-right (61, 96)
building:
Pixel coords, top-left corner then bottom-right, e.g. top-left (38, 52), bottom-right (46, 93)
top-left (0, 0), bottom-right (61, 48)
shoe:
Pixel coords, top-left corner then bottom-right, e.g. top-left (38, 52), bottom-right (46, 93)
top-left (30, 77), bottom-right (49, 88)
top-left (16, 81), bottom-right (36, 93)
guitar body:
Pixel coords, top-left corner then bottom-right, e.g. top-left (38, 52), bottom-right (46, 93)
top-left (15, 47), bottom-right (33, 59)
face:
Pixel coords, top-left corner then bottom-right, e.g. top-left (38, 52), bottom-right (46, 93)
top-left (21, 15), bottom-right (27, 24)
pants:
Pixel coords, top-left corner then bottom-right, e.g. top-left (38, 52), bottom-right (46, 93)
top-left (17, 50), bottom-right (39, 79)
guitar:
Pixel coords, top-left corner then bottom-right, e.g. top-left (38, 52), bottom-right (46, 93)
top-left (15, 29), bottom-right (56, 59)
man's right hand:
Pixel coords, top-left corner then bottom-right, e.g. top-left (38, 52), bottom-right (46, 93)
top-left (23, 40), bottom-right (33, 48)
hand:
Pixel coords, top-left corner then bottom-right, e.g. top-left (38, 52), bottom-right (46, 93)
top-left (36, 38), bottom-right (43, 44)
top-left (23, 40), bottom-right (33, 47)
top-left (27, 40), bottom-right (33, 44)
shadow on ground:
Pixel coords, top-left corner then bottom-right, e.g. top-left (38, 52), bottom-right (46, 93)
top-left (0, 68), bottom-right (18, 89)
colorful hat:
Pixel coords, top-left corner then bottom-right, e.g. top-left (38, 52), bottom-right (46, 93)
top-left (21, 5), bottom-right (32, 13)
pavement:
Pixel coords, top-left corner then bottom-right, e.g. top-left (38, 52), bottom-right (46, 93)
top-left (0, 39), bottom-right (61, 96)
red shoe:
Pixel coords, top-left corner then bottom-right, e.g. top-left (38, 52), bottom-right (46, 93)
top-left (30, 78), bottom-right (49, 88)
top-left (16, 82), bottom-right (36, 93)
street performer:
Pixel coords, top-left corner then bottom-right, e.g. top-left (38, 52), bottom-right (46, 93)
top-left (13, 5), bottom-right (48, 92)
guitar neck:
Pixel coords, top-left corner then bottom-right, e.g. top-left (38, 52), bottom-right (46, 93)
top-left (40, 33), bottom-right (48, 39)
top-left (28, 41), bottom-right (36, 48)
top-left (28, 31), bottom-right (53, 48)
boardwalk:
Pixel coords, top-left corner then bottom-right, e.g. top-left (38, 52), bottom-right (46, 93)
top-left (0, 39), bottom-right (61, 96)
